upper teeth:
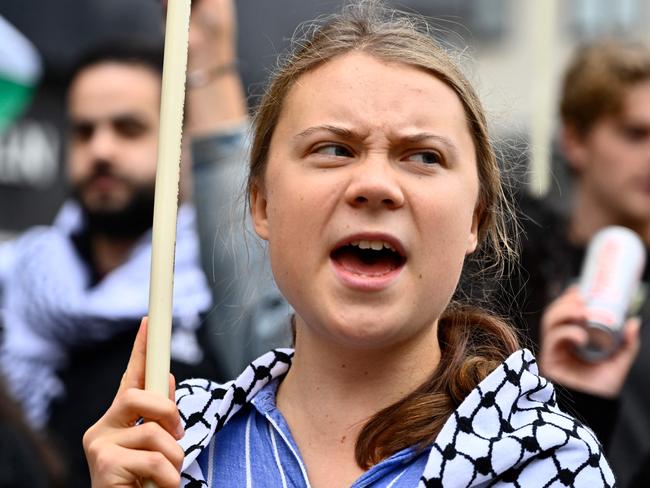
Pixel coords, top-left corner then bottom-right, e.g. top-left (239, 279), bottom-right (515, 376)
top-left (349, 240), bottom-right (396, 252)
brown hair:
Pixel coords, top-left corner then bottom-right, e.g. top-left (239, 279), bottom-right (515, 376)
top-left (247, 0), bottom-right (519, 468)
top-left (561, 39), bottom-right (650, 136)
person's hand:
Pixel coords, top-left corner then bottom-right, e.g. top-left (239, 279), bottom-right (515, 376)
top-left (538, 287), bottom-right (640, 398)
top-left (83, 318), bottom-right (185, 487)
top-left (188, 0), bottom-right (237, 72)
top-left (160, 0), bottom-right (236, 69)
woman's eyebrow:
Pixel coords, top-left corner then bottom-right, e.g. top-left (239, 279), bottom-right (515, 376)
top-left (293, 126), bottom-right (461, 157)
top-left (293, 124), bottom-right (356, 141)
top-left (401, 133), bottom-right (460, 158)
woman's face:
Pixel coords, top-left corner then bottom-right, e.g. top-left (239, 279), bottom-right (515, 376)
top-left (252, 52), bottom-right (480, 351)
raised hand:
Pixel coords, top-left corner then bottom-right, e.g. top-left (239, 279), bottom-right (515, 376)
top-left (538, 287), bottom-right (640, 398)
top-left (83, 319), bottom-right (185, 487)
top-left (187, 0), bottom-right (237, 73)
top-left (184, 0), bottom-right (247, 135)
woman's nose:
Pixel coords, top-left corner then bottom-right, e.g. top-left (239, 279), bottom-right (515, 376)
top-left (343, 158), bottom-right (405, 210)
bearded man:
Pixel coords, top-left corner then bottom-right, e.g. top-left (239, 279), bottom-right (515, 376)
top-left (0, 40), bottom-right (215, 487)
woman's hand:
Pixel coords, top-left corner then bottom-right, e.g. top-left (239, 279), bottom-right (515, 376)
top-left (538, 287), bottom-right (640, 398)
top-left (83, 318), bottom-right (185, 487)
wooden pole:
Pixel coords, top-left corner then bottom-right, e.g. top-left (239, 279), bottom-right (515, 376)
top-left (144, 0), bottom-right (191, 486)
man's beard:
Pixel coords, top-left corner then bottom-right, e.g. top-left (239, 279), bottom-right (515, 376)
top-left (72, 168), bottom-right (156, 240)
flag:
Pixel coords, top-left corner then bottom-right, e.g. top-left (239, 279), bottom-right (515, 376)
top-left (0, 15), bottom-right (42, 133)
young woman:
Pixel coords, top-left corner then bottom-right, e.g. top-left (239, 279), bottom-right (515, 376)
top-left (83, 3), bottom-right (614, 487)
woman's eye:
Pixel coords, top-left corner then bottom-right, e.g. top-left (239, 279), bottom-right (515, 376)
top-left (313, 144), bottom-right (353, 157)
top-left (406, 151), bottom-right (442, 165)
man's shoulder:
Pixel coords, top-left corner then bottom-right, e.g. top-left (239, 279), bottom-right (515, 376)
top-left (516, 194), bottom-right (578, 279)
top-left (0, 225), bottom-right (59, 281)
top-left (517, 193), bottom-right (567, 240)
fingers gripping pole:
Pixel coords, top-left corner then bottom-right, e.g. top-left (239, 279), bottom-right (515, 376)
top-left (145, 0), bottom-right (191, 486)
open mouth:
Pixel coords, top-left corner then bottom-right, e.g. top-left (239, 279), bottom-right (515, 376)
top-left (331, 239), bottom-right (406, 277)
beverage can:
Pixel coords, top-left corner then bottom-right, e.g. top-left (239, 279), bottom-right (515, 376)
top-left (578, 226), bottom-right (646, 361)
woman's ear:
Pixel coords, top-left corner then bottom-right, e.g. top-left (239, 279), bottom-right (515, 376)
top-left (251, 184), bottom-right (270, 241)
top-left (466, 207), bottom-right (480, 255)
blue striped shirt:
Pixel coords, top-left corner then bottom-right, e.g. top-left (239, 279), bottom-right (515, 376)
top-left (196, 378), bottom-right (430, 487)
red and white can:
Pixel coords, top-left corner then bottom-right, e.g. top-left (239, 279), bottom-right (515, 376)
top-left (578, 226), bottom-right (646, 360)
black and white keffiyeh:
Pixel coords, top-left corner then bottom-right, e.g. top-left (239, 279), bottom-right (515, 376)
top-left (176, 348), bottom-right (615, 487)
top-left (0, 201), bottom-right (211, 428)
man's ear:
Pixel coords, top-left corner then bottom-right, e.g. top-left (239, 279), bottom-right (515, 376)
top-left (250, 184), bottom-right (270, 241)
top-left (561, 124), bottom-right (588, 173)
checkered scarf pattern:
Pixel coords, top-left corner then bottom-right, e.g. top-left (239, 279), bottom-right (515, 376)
top-left (176, 348), bottom-right (615, 487)
top-left (0, 202), bottom-right (211, 428)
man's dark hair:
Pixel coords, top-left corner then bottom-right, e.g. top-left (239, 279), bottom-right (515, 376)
top-left (67, 38), bottom-right (164, 86)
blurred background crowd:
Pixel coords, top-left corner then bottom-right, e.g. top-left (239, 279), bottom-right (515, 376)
top-left (1, 0), bottom-right (650, 235)
top-left (1, 0), bottom-right (650, 487)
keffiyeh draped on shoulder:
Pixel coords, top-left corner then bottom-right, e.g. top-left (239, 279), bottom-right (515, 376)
top-left (176, 348), bottom-right (615, 487)
top-left (0, 201), bottom-right (211, 427)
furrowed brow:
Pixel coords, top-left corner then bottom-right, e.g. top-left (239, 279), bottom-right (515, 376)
top-left (293, 125), bottom-right (357, 141)
top-left (402, 133), bottom-right (460, 158)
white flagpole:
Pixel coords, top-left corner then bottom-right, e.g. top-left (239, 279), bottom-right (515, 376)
top-left (144, 0), bottom-right (191, 486)
top-left (529, 0), bottom-right (557, 196)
